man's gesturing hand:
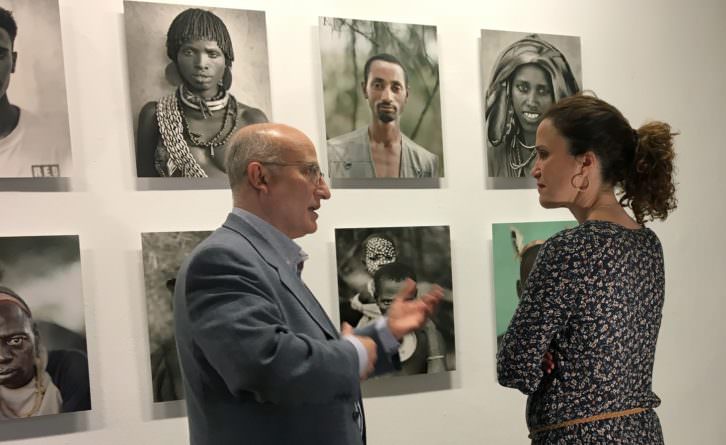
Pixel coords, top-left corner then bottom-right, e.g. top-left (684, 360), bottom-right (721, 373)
top-left (386, 279), bottom-right (444, 340)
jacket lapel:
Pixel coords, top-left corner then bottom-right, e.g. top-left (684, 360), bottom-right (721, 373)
top-left (222, 213), bottom-right (339, 339)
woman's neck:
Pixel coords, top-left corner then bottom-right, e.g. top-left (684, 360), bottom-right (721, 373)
top-left (570, 190), bottom-right (641, 229)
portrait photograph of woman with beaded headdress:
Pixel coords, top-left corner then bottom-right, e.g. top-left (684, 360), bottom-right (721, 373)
top-left (481, 30), bottom-right (581, 185)
top-left (124, 2), bottom-right (271, 180)
top-left (0, 235), bottom-right (90, 419)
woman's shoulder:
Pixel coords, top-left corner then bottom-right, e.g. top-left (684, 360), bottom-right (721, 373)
top-left (539, 223), bottom-right (606, 262)
top-left (544, 221), bottom-right (660, 258)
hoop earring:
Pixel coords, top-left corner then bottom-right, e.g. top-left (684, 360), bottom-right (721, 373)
top-left (570, 172), bottom-right (590, 192)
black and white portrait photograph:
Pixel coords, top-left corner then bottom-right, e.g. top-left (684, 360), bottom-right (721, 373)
top-left (319, 17), bottom-right (444, 182)
top-left (0, 235), bottom-right (90, 419)
top-left (481, 30), bottom-right (582, 184)
top-left (335, 226), bottom-right (455, 377)
top-left (0, 0), bottom-right (72, 178)
top-left (124, 1), bottom-right (272, 180)
top-left (142, 230), bottom-right (210, 403)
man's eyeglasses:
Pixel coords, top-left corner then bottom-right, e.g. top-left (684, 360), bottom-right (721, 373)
top-left (259, 161), bottom-right (326, 185)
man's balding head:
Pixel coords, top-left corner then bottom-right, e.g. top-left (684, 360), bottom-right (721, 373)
top-left (226, 123), bottom-right (314, 190)
top-left (225, 123), bottom-right (331, 239)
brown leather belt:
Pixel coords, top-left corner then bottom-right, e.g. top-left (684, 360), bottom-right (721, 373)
top-left (528, 407), bottom-right (647, 438)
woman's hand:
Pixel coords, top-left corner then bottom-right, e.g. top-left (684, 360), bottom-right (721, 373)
top-left (542, 351), bottom-right (556, 375)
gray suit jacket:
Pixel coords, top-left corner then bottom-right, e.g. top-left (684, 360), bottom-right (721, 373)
top-left (174, 212), bottom-right (398, 445)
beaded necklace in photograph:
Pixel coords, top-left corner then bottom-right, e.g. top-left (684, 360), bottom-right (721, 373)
top-left (180, 92), bottom-right (239, 157)
top-left (508, 132), bottom-right (537, 177)
top-left (156, 92), bottom-right (207, 177)
top-left (179, 84), bottom-right (228, 117)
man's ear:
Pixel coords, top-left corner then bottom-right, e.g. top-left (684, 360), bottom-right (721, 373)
top-left (11, 51), bottom-right (16, 74)
top-left (361, 80), bottom-right (368, 99)
top-left (246, 161), bottom-right (269, 192)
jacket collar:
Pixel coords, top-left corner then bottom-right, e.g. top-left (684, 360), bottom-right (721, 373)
top-left (223, 210), bottom-right (338, 338)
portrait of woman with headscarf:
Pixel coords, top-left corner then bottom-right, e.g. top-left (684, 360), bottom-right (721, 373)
top-left (482, 32), bottom-right (581, 179)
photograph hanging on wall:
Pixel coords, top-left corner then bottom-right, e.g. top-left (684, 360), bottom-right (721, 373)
top-left (0, 235), bottom-right (90, 419)
top-left (492, 221), bottom-right (575, 350)
top-left (481, 30), bottom-right (582, 185)
top-left (142, 230), bottom-right (210, 403)
top-left (335, 225), bottom-right (455, 377)
top-left (0, 0), bottom-right (72, 178)
top-left (319, 17), bottom-right (444, 182)
top-left (124, 1), bottom-right (271, 180)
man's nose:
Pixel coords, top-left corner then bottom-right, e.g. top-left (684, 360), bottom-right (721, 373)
top-left (317, 177), bottom-right (332, 199)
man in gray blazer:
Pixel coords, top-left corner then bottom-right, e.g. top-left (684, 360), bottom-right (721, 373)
top-left (174, 123), bottom-right (443, 445)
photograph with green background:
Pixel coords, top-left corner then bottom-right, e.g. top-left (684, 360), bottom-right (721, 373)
top-left (492, 221), bottom-right (575, 341)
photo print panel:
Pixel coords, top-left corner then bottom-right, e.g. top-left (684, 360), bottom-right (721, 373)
top-left (0, 0), bottom-right (72, 179)
top-left (492, 221), bottom-right (575, 351)
top-left (481, 30), bottom-right (582, 188)
top-left (142, 230), bottom-right (210, 403)
top-left (0, 235), bottom-right (90, 419)
top-left (125, 2), bottom-right (272, 182)
top-left (335, 225), bottom-right (454, 378)
top-left (319, 17), bottom-right (444, 186)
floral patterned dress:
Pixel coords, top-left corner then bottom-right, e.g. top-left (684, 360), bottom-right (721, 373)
top-left (497, 221), bottom-right (665, 444)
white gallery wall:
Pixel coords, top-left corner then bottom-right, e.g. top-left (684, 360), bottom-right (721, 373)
top-left (0, 0), bottom-right (724, 443)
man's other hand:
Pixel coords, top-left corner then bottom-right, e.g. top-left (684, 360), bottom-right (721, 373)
top-left (342, 322), bottom-right (377, 380)
top-left (386, 279), bottom-right (444, 340)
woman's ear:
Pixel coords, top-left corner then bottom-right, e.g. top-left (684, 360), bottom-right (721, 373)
top-left (579, 151), bottom-right (598, 173)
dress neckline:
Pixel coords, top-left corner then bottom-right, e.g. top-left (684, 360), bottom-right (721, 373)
top-left (582, 219), bottom-right (648, 232)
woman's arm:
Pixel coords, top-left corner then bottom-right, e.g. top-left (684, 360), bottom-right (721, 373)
top-left (496, 237), bottom-right (580, 394)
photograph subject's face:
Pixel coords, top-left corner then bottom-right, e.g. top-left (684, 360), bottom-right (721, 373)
top-left (176, 39), bottom-right (226, 98)
top-left (510, 64), bottom-right (553, 136)
top-left (0, 304), bottom-right (36, 389)
top-left (0, 29), bottom-right (14, 99)
top-left (376, 278), bottom-right (403, 313)
top-left (364, 60), bottom-right (408, 124)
